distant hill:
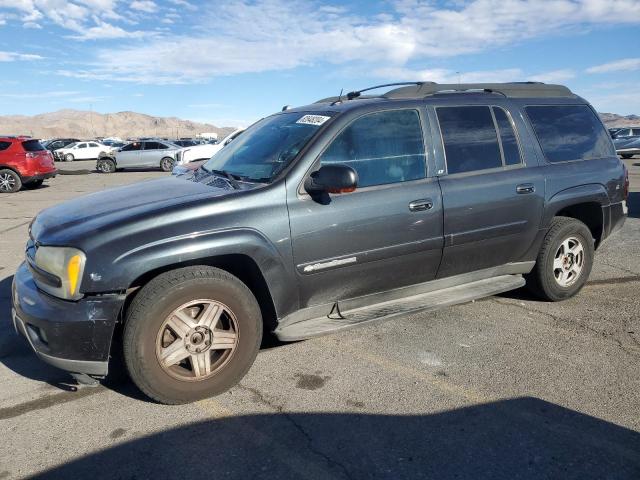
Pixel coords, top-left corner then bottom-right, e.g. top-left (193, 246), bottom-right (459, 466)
top-left (599, 112), bottom-right (640, 128)
top-left (0, 109), bottom-right (236, 140)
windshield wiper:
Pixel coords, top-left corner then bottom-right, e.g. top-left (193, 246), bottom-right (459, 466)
top-left (210, 169), bottom-right (241, 190)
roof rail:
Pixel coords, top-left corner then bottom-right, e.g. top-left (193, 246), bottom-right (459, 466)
top-left (384, 82), bottom-right (575, 99)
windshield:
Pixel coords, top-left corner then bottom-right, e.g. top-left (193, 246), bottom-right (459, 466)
top-left (202, 112), bottom-right (332, 182)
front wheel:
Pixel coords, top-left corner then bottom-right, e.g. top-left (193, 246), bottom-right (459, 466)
top-left (160, 157), bottom-right (175, 172)
top-left (96, 158), bottom-right (116, 173)
top-left (64, 153), bottom-right (74, 162)
top-left (123, 266), bottom-right (262, 404)
top-left (526, 216), bottom-right (594, 301)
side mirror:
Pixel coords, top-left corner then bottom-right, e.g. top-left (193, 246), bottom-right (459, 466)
top-left (305, 164), bottom-right (358, 195)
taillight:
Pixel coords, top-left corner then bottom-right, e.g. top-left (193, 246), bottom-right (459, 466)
top-left (623, 164), bottom-right (629, 201)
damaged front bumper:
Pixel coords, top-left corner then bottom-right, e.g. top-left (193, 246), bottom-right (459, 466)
top-left (11, 262), bottom-right (125, 377)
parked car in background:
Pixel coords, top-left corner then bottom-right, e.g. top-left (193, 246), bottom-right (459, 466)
top-left (55, 141), bottom-right (112, 162)
top-left (172, 159), bottom-right (206, 176)
top-left (43, 138), bottom-right (80, 158)
top-left (0, 137), bottom-right (56, 192)
top-left (173, 139), bottom-right (200, 147)
top-left (12, 82), bottom-right (627, 403)
top-left (612, 127), bottom-right (640, 158)
top-left (615, 137), bottom-right (640, 158)
top-left (178, 128), bottom-right (244, 165)
top-left (96, 139), bottom-right (182, 173)
top-left (608, 128), bottom-right (621, 138)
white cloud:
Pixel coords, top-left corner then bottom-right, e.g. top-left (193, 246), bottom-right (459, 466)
top-left (68, 19), bottom-right (150, 40)
top-left (0, 50), bottom-right (43, 61)
top-left (586, 58), bottom-right (640, 74)
top-left (529, 69), bottom-right (576, 83)
top-left (130, 0), bottom-right (156, 13)
top-left (57, 0), bottom-right (640, 84)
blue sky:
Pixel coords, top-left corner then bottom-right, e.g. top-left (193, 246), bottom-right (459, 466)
top-left (0, 0), bottom-right (639, 127)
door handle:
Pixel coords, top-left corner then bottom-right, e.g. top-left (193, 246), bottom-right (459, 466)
top-left (409, 199), bottom-right (434, 212)
top-left (516, 183), bottom-right (535, 194)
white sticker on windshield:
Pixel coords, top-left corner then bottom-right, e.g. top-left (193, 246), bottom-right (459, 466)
top-left (296, 114), bottom-right (331, 126)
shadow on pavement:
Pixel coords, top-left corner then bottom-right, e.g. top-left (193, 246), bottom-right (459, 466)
top-left (627, 191), bottom-right (639, 219)
top-left (29, 398), bottom-right (640, 479)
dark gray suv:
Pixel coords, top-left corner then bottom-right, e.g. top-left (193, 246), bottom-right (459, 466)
top-left (12, 82), bottom-right (628, 404)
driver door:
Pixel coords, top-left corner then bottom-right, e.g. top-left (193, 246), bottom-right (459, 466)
top-left (287, 108), bottom-right (444, 308)
top-left (116, 142), bottom-right (142, 167)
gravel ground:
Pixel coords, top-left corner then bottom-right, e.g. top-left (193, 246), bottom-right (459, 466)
top-left (0, 159), bottom-right (639, 480)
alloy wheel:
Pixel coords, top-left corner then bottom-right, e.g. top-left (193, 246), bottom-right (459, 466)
top-left (553, 236), bottom-right (585, 287)
top-left (155, 299), bottom-right (239, 381)
top-left (0, 172), bottom-right (17, 192)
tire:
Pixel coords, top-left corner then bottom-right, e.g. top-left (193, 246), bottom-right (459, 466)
top-left (123, 266), bottom-right (262, 404)
top-left (64, 153), bottom-right (74, 162)
top-left (620, 154), bottom-right (633, 159)
top-left (0, 169), bottom-right (22, 193)
top-left (526, 216), bottom-right (594, 301)
top-left (96, 158), bottom-right (116, 173)
top-left (24, 179), bottom-right (44, 189)
top-left (160, 157), bottom-right (175, 172)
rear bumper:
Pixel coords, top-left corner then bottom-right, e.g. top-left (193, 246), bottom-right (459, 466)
top-left (23, 170), bottom-right (57, 182)
top-left (11, 262), bottom-right (125, 377)
top-left (602, 201), bottom-right (626, 243)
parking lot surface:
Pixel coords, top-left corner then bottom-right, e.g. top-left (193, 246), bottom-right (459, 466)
top-left (1, 160), bottom-right (639, 479)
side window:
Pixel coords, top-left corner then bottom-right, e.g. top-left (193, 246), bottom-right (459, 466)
top-left (88, 142), bottom-right (99, 148)
top-left (122, 142), bottom-right (141, 151)
top-left (0, 141), bottom-right (11, 151)
top-left (437, 106), bottom-right (502, 174)
top-left (525, 105), bottom-right (613, 162)
top-left (319, 109), bottom-right (426, 188)
top-left (156, 142), bottom-right (169, 150)
top-left (632, 129), bottom-right (640, 136)
top-left (77, 143), bottom-right (87, 149)
top-left (493, 107), bottom-right (522, 166)
top-left (143, 142), bottom-right (159, 150)
top-left (617, 129), bottom-right (631, 137)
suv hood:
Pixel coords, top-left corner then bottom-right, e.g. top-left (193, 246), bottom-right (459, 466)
top-left (31, 176), bottom-right (240, 244)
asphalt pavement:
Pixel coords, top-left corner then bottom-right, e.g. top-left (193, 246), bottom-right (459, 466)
top-left (0, 159), bottom-right (639, 479)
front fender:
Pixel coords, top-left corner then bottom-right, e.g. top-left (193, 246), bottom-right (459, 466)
top-left (83, 227), bottom-right (297, 319)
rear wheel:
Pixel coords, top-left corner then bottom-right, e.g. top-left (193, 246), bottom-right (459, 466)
top-left (64, 153), bottom-right (74, 162)
top-left (123, 266), bottom-right (262, 404)
top-left (526, 216), bottom-right (594, 301)
top-left (0, 169), bottom-right (21, 193)
top-left (96, 158), bottom-right (116, 173)
top-left (160, 157), bottom-right (175, 172)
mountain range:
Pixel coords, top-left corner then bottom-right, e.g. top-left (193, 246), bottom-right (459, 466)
top-left (0, 109), bottom-right (236, 140)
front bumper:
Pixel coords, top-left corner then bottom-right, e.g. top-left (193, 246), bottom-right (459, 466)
top-left (11, 262), bottom-right (125, 377)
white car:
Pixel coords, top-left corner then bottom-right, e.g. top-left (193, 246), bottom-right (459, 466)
top-left (55, 141), bottom-right (112, 162)
top-left (178, 128), bottom-right (244, 165)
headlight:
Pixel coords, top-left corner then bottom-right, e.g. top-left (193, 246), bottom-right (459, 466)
top-left (33, 246), bottom-right (86, 300)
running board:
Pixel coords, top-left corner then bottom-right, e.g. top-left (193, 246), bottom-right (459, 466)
top-left (275, 274), bottom-right (525, 341)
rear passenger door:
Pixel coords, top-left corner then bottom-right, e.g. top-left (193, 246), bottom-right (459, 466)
top-left (433, 104), bottom-right (544, 278)
top-left (140, 141), bottom-right (167, 167)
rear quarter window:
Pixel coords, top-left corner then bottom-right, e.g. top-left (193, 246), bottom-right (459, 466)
top-left (525, 105), bottom-right (614, 162)
top-left (21, 140), bottom-right (46, 152)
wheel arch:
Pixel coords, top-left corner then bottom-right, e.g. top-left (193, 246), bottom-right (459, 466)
top-left (544, 184), bottom-right (609, 248)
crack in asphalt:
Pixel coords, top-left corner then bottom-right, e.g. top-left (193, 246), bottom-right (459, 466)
top-left (490, 297), bottom-right (640, 358)
top-left (237, 383), bottom-right (353, 480)
top-left (0, 386), bottom-right (104, 420)
top-left (0, 220), bottom-right (30, 235)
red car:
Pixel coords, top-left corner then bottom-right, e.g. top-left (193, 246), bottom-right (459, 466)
top-left (0, 137), bottom-right (57, 193)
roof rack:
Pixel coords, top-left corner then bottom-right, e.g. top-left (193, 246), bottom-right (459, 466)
top-left (386, 82), bottom-right (575, 99)
top-left (314, 82), bottom-right (575, 103)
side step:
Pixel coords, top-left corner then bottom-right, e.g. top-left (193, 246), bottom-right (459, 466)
top-left (275, 274), bottom-right (525, 341)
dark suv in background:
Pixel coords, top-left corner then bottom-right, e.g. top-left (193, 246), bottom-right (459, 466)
top-left (12, 82), bottom-right (627, 404)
